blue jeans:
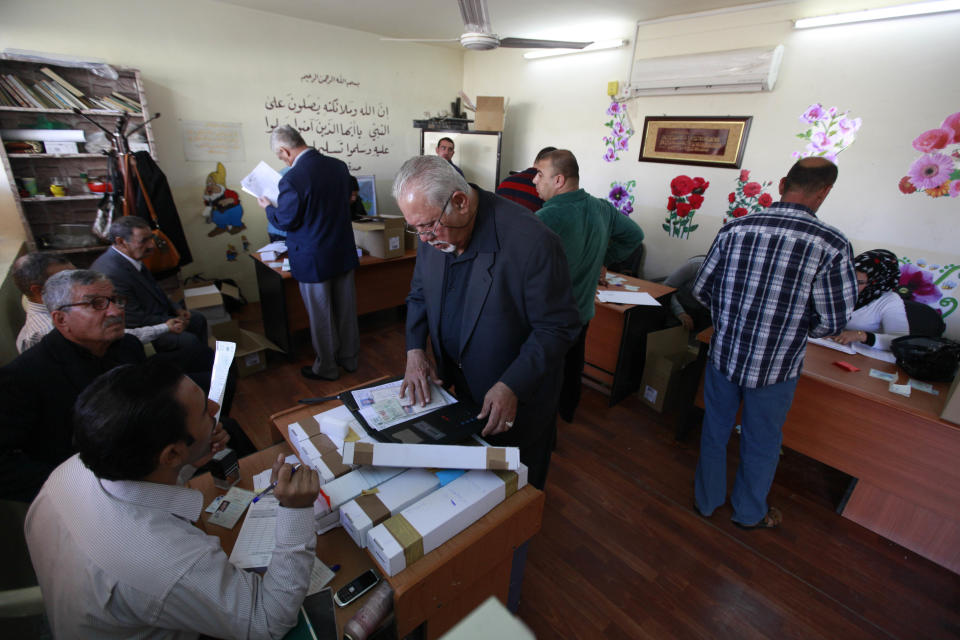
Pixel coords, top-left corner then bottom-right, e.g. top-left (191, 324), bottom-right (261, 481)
top-left (695, 364), bottom-right (799, 525)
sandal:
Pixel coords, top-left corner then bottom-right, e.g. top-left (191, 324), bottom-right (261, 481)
top-left (733, 506), bottom-right (782, 530)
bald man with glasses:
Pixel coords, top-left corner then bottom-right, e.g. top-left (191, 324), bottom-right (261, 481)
top-left (394, 156), bottom-right (580, 490)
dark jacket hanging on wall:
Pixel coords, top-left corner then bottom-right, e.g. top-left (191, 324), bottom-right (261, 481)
top-left (127, 151), bottom-right (193, 267)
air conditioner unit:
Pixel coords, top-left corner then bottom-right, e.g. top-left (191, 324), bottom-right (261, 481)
top-left (629, 45), bottom-right (784, 96)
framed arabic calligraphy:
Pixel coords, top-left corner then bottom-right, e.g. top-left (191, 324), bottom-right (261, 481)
top-left (638, 116), bottom-right (752, 169)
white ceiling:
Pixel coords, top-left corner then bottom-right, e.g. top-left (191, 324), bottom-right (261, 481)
top-left (212, 0), bottom-right (933, 45)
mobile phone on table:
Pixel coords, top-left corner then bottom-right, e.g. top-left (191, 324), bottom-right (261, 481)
top-left (333, 569), bottom-right (380, 607)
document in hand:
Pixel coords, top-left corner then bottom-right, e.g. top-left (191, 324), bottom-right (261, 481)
top-left (241, 161), bottom-right (282, 205)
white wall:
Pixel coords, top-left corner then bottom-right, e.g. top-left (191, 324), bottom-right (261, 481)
top-left (463, 3), bottom-right (960, 337)
top-left (0, 0), bottom-right (463, 299)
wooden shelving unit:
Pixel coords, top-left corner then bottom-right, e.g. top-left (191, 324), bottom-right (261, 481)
top-left (0, 58), bottom-right (157, 259)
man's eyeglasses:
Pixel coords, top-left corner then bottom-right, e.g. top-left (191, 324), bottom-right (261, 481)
top-left (403, 191), bottom-right (470, 237)
top-left (58, 295), bottom-right (127, 311)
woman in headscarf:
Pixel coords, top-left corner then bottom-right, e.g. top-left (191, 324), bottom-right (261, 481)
top-left (832, 249), bottom-right (909, 350)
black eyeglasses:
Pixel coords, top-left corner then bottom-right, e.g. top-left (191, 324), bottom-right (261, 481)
top-left (403, 191), bottom-right (471, 237)
top-left (58, 295), bottom-right (127, 311)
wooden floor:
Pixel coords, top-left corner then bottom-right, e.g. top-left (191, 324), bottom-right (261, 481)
top-left (232, 304), bottom-right (960, 639)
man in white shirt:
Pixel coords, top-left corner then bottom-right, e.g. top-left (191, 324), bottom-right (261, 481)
top-left (26, 359), bottom-right (320, 639)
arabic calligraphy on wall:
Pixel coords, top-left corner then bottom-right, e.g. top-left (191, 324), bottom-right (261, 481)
top-left (263, 72), bottom-right (392, 173)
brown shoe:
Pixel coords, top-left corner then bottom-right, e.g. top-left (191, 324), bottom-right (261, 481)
top-left (733, 506), bottom-right (782, 530)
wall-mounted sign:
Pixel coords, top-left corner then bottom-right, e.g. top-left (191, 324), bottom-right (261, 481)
top-left (638, 116), bottom-right (752, 169)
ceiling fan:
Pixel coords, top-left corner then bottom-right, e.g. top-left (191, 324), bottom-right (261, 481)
top-left (381, 0), bottom-right (593, 51)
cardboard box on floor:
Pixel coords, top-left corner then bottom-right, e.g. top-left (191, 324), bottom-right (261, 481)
top-left (353, 217), bottom-right (404, 259)
top-left (184, 283), bottom-right (231, 325)
top-left (474, 96), bottom-right (505, 132)
top-left (211, 320), bottom-right (283, 377)
top-left (639, 325), bottom-right (698, 413)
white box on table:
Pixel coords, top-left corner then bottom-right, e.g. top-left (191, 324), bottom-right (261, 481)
top-left (342, 441), bottom-right (519, 471)
top-left (340, 469), bottom-right (441, 548)
top-left (366, 465), bottom-right (527, 576)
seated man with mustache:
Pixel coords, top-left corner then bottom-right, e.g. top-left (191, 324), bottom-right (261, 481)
top-left (0, 269), bottom-right (198, 502)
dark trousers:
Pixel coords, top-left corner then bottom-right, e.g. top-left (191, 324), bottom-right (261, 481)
top-left (558, 323), bottom-right (589, 423)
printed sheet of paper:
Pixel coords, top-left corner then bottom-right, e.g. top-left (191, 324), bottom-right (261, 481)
top-left (349, 379), bottom-right (455, 431)
top-left (210, 341), bottom-right (236, 424)
top-left (852, 342), bottom-right (897, 363)
top-left (241, 161), bottom-right (281, 205)
top-left (807, 337), bottom-right (856, 355)
top-left (307, 558), bottom-right (336, 595)
top-left (257, 240), bottom-right (287, 254)
top-left (229, 495), bottom-right (279, 569)
top-left (596, 290), bottom-right (660, 306)
top-left (252, 454), bottom-right (300, 490)
top-left (207, 487), bottom-right (255, 529)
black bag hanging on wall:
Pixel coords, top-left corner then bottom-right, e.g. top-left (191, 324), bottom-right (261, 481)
top-left (125, 151), bottom-right (193, 269)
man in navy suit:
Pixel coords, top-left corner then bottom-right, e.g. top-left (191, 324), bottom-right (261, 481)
top-left (91, 216), bottom-right (207, 356)
top-left (394, 156), bottom-right (580, 489)
top-left (258, 126), bottom-right (359, 381)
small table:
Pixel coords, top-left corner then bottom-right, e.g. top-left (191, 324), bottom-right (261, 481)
top-left (250, 250), bottom-right (417, 352)
top-left (583, 272), bottom-right (675, 405)
top-left (270, 398), bottom-right (545, 639)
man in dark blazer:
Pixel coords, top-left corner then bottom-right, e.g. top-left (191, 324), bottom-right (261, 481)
top-left (91, 216), bottom-right (208, 356)
top-left (258, 125), bottom-right (360, 381)
top-left (394, 156), bottom-right (580, 489)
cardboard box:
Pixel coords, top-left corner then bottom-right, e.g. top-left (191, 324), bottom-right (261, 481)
top-left (340, 469), bottom-right (442, 548)
top-left (474, 96), bottom-right (505, 132)
top-left (184, 283), bottom-right (230, 325)
top-left (941, 373), bottom-right (960, 425)
top-left (367, 466), bottom-right (527, 576)
top-left (210, 321), bottom-right (282, 377)
top-left (638, 325), bottom-right (698, 413)
top-left (342, 441), bottom-right (520, 471)
top-left (352, 218), bottom-right (404, 259)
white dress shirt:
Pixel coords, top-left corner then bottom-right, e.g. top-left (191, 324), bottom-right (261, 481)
top-left (26, 455), bottom-right (316, 640)
top-left (16, 296), bottom-right (52, 353)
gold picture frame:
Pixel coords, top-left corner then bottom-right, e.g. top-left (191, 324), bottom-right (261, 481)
top-left (638, 116), bottom-right (752, 168)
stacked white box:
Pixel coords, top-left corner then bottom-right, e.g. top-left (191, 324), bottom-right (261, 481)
top-left (340, 469), bottom-right (441, 548)
top-left (342, 441), bottom-right (520, 471)
top-left (315, 466), bottom-right (403, 515)
top-left (366, 465), bottom-right (528, 576)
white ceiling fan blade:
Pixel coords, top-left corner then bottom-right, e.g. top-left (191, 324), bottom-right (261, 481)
top-left (499, 37), bottom-right (593, 49)
top-left (459, 0), bottom-right (493, 33)
top-left (380, 37), bottom-right (460, 42)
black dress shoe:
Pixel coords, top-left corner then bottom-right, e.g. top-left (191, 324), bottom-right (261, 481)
top-left (338, 361), bottom-right (358, 373)
top-left (301, 366), bottom-right (340, 381)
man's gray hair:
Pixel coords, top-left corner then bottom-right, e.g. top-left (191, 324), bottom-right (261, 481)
top-left (42, 269), bottom-right (109, 313)
top-left (271, 125), bottom-right (306, 152)
top-left (108, 216), bottom-right (150, 244)
top-left (392, 155), bottom-right (469, 208)
top-left (12, 253), bottom-right (71, 296)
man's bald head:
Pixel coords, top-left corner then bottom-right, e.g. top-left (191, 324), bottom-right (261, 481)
top-left (779, 157), bottom-right (838, 213)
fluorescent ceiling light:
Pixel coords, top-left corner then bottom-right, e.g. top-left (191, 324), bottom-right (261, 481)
top-left (794, 0), bottom-right (960, 29)
top-left (523, 39), bottom-right (626, 60)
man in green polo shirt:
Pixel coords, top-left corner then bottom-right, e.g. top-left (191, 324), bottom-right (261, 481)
top-left (533, 149), bottom-right (644, 422)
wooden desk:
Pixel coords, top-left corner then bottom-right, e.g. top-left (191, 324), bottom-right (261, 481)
top-left (583, 273), bottom-right (675, 405)
top-left (188, 443), bottom-right (378, 636)
top-left (270, 400), bottom-right (545, 639)
top-left (251, 250), bottom-right (417, 352)
top-left (692, 330), bottom-right (960, 574)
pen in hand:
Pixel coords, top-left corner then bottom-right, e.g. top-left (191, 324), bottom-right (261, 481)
top-left (252, 463), bottom-right (301, 503)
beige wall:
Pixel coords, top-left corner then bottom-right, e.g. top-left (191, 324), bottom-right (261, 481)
top-left (0, 0), bottom-right (463, 319)
top-left (463, 3), bottom-right (960, 337)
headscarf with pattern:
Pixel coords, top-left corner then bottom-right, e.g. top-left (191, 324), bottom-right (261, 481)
top-left (853, 249), bottom-right (900, 309)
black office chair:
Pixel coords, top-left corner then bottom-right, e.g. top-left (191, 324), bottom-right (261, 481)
top-left (607, 243), bottom-right (645, 279)
top-left (904, 300), bottom-right (946, 337)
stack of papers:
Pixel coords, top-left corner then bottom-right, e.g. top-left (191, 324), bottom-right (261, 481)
top-left (596, 290), bottom-right (660, 306)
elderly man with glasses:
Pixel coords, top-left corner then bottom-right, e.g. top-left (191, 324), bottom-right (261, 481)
top-left (394, 155), bottom-right (580, 490)
top-left (0, 269), bottom-right (147, 502)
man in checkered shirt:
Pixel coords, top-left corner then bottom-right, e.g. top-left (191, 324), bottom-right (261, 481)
top-left (691, 158), bottom-right (857, 529)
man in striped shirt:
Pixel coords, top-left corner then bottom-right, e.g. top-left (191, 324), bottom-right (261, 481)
top-left (495, 146), bottom-right (556, 213)
top-left (691, 158), bottom-right (856, 529)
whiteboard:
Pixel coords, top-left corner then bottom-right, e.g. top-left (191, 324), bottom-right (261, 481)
top-left (421, 130), bottom-right (502, 192)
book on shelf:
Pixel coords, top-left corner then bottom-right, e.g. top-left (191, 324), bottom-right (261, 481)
top-left (30, 82), bottom-right (60, 109)
top-left (4, 75), bottom-right (43, 108)
top-left (38, 80), bottom-right (74, 109)
top-left (38, 67), bottom-right (85, 98)
top-left (0, 78), bottom-right (18, 106)
top-left (111, 91), bottom-right (142, 112)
